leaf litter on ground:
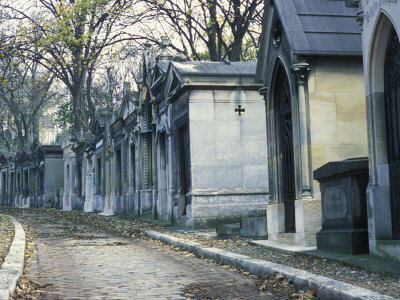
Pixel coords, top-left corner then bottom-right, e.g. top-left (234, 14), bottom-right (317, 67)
top-left (0, 207), bottom-right (319, 300)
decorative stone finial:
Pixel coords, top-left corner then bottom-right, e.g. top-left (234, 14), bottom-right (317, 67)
top-left (291, 63), bottom-right (310, 85)
top-left (157, 36), bottom-right (174, 62)
top-left (160, 36), bottom-right (170, 48)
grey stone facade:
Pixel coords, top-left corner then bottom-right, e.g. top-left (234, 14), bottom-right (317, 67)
top-left (55, 39), bottom-right (269, 230)
top-left (0, 145), bottom-right (63, 209)
top-left (256, 0), bottom-right (368, 246)
top-left (345, 0), bottom-right (400, 262)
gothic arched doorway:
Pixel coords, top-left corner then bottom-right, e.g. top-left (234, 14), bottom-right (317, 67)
top-left (384, 27), bottom-right (400, 239)
top-left (275, 65), bottom-right (296, 233)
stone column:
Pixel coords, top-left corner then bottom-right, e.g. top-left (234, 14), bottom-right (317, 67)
top-left (91, 157), bottom-right (95, 210)
top-left (69, 156), bottom-right (76, 210)
top-left (84, 155), bottom-right (94, 212)
top-left (63, 159), bottom-right (69, 209)
top-left (104, 154), bottom-right (110, 213)
top-left (111, 149), bottom-right (117, 211)
top-left (127, 139), bottom-right (133, 211)
top-left (136, 139), bottom-right (141, 214)
top-left (167, 129), bottom-right (174, 222)
top-left (121, 139), bottom-right (128, 212)
top-left (291, 63), bottom-right (312, 198)
top-left (6, 170), bottom-right (9, 206)
top-left (103, 148), bottom-right (114, 216)
top-left (152, 130), bottom-right (158, 218)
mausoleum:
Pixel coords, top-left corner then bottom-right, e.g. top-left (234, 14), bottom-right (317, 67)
top-left (346, 0), bottom-right (400, 262)
top-left (256, 0), bottom-right (368, 246)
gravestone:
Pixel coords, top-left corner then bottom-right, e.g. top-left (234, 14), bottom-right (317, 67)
top-left (314, 158), bottom-right (369, 254)
top-left (240, 209), bottom-right (268, 238)
top-left (216, 223), bottom-right (241, 236)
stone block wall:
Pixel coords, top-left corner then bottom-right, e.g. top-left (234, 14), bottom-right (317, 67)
top-left (308, 57), bottom-right (368, 199)
top-left (187, 89), bottom-right (269, 228)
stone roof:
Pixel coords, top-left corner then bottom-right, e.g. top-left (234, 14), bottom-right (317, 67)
top-left (171, 61), bottom-right (257, 77)
top-left (157, 61), bottom-right (170, 73)
top-left (274, 0), bottom-right (361, 56)
top-left (0, 151), bottom-right (13, 163)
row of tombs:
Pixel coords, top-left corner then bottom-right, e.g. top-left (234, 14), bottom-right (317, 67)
top-left (0, 0), bottom-right (399, 263)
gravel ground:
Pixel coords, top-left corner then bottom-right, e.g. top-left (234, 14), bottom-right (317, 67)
top-left (1, 207), bottom-right (399, 298)
top-left (0, 214), bottom-right (14, 267)
top-left (162, 229), bottom-right (400, 298)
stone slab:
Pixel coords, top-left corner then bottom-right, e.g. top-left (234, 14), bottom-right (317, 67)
top-left (314, 157), bottom-right (368, 181)
top-left (0, 215), bottom-right (26, 300)
top-left (145, 230), bottom-right (395, 300)
top-left (298, 249), bottom-right (400, 277)
top-left (317, 229), bottom-right (369, 254)
top-left (249, 239), bottom-right (316, 254)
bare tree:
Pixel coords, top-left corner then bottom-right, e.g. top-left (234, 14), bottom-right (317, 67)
top-left (0, 43), bottom-right (55, 150)
top-left (140, 0), bottom-right (263, 61)
top-left (1, 0), bottom-right (151, 132)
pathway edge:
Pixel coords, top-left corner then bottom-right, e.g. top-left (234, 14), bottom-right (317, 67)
top-left (0, 216), bottom-right (26, 300)
top-left (146, 230), bottom-right (397, 300)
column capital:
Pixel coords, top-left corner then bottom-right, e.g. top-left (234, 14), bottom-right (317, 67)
top-left (356, 10), bottom-right (364, 31)
top-left (290, 63), bottom-right (310, 85)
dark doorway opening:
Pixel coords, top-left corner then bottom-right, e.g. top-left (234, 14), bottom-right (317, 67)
top-left (116, 150), bottom-right (122, 196)
top-left (39, 170), bottom-right (44, 195)
top-left (24, 170), bottom-right (29, 197)
top-left (275, 65), bottom-right (296, 233)
top-left (96, 157), bottom-right (102, 195)
top-left (159, 131), bottom-right (168, 217)
top-left (2, 173), bottom-right (6, 202)
top-left (10, 172), bottom-right (14, 205)
top-left (178, 125), bottom-right (191, 216)
top-left (130, 145), bottom-right (136, 191)
top-left (77, 163), bottom-right (82, 197)
top-left (384, 27), bottom-right (400, 239)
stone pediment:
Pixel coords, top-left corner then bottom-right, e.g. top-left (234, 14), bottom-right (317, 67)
top-left (60, 130), bottom-right (77, 149)
top-left (0, 152), bottom-right (13, 164)
top-left (164, 65), bottom-right (184, 100)
top-left (255, 0), bottom-right (362, 83)
top-left (120, 92), bottom-right (137, 121)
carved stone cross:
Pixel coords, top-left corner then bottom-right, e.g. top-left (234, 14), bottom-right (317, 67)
top-left (235, 105), bottom-right (245, 116)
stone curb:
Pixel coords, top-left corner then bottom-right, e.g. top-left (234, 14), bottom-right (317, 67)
top-left (145, 230), bottom-right (397, 300)
top-left (0, 216), bottom-right (26, 300)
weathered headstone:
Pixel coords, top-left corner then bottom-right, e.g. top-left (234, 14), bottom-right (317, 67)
top-left (216, 223), bottom-right (241, 236)
top-left (314, 158), bottom-right (369, 254)
top-left (240, 209), bottom-right (268, 238)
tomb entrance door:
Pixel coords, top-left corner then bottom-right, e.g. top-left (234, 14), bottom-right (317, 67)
top-left (385, 27), bottom-right (400, 239)
top-left (276, 66), bottom-right (296, 233)
top-left (178, 125), bottom-right (191, 216)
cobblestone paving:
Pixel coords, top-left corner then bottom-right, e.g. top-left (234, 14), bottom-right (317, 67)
top-left (20, 214), bottom-right (286, 300)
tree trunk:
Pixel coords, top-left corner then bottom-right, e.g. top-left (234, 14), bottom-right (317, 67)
top-left (206, 0), bottom-right (218, 61)
top-left (86, 67), bottom-right (95, 130)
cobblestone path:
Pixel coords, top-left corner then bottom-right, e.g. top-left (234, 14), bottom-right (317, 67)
top-left (18, 213), bottom-right (285, 300)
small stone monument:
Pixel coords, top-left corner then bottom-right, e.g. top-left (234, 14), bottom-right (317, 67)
top-left (240, 209), bottom-right (268, 238)
top-left (314, 158), bottom-right (369, 254)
